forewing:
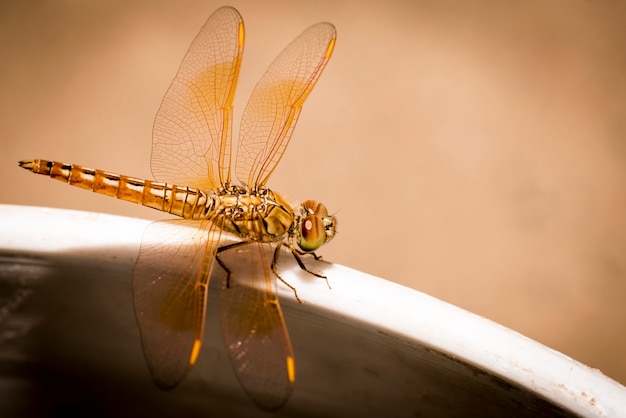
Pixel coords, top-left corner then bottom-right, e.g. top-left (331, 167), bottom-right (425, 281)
top-left (133, 218), bottom-right (222, 389)
top-left (236, 22), bottom-right (336, 187)
top-left (152, 6), bottom-right (244, 189)
top-left (218, 243), bottom-right (295, 411)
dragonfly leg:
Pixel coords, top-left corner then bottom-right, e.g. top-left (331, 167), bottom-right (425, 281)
top-left (293, 248), bottom-right (330, 263)
top-left (287, 247), bottom-right (332, 290)
top-left (309, 252), bottom-right (323, 261)
top-left (215, 252), bottom-right (232, 289)
top-left (271, 244), bottom-right (303, 303)
top-left (216, 242), bottom-right (249, 288)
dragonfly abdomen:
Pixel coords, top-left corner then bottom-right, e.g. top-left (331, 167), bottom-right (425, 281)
top-left (19, 159), bottom-right (217, 219)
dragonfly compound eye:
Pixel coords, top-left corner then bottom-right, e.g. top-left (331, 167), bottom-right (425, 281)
top-left (298, 215), bottom-right (326, 252)
top-left (301, 199), bottom-right (328, 217)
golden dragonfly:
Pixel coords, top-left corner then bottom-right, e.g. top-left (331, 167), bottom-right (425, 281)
top-left (19, 6), bottom-right (336, 411)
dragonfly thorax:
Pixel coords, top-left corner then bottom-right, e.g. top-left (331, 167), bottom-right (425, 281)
top-left (216, 185), bottom-right (295, 243)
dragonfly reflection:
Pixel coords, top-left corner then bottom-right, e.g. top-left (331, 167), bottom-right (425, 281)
top-left (19, 6), bottom-right (336, 410)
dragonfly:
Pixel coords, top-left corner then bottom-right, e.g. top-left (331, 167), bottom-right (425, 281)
top-left (19, 6), bottom-right (336, 411)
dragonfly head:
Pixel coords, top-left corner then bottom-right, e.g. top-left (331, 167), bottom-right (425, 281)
top-left (294, 200), bottom-right (336, 252)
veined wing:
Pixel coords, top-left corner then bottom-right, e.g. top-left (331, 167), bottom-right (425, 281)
top-left (152, 6), bottom-right (244, 190)
top-left (236, 22), bottom-right (336, 188)
top-left (133, 219), bottom-right (223, 388)
top-left (218, 243), bottom-right (295, 411)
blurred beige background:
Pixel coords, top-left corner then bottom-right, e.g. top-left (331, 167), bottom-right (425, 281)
top-left (1, 0), bottom-right (625, 385)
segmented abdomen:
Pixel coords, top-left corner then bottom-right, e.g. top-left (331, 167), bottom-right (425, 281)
top-left (19, 159), bottom-right (216, 219)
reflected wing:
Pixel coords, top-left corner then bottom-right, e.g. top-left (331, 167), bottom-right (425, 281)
top-left (218, 243), bottom-right (295, 411)
top-left (236, 22), bottom-right (336, 188)
top-left (152, 6), bottom-right (244, 189)
top-left (133, 218), bottom-right (222, 389)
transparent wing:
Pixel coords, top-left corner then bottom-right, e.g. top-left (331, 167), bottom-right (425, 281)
top-left (152, 6), bottom-right (244, 189)
top-left (218, 243), bottom-right (295, 411)
top-left (236, 22), bottom-right (336, 188)
top-left (133, 218), bottom-right (222, 389)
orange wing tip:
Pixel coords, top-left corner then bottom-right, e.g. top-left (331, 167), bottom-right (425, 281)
top-left (325, 37), bottom-right (336, 59)
top-left (286, 355), bottom-right (296, 383)
top-left (189, 338), bottom-right (202, 365)
top-left (237, 22), bottom-right (245, 47)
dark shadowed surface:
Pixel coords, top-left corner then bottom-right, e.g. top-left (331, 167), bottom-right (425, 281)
top-left (0, 253), bottom-right (574, 418)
